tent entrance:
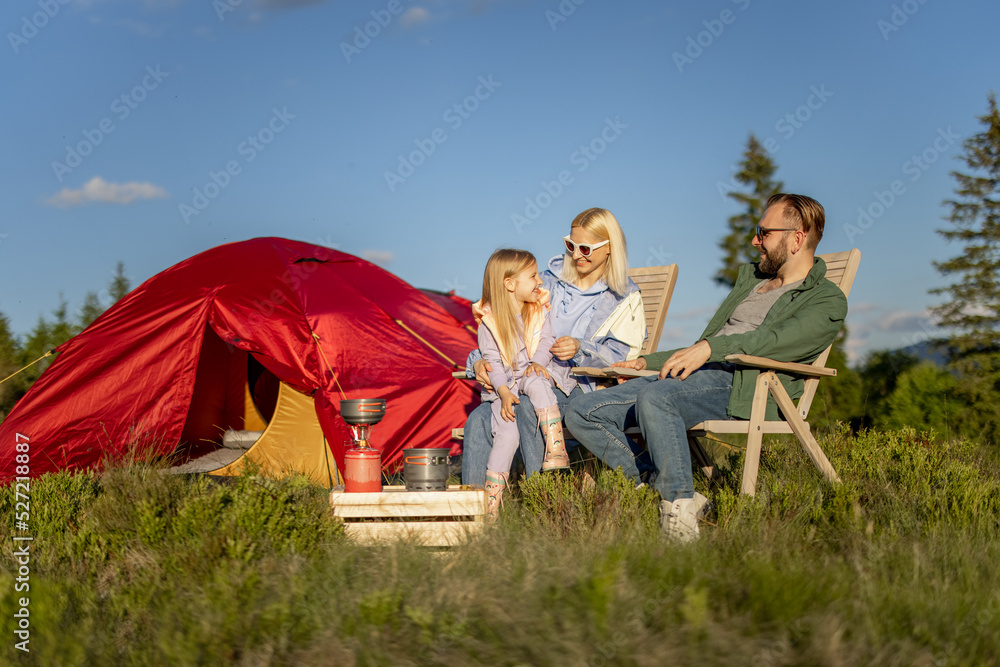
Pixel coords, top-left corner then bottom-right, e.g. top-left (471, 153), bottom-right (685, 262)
top-left (171, 326), bottom-right (340, 488)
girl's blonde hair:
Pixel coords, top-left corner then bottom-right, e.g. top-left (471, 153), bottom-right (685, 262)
top-left (481, 248), bottom-right (538, 371)
top-left (560, 208), bottom-right (629, 295)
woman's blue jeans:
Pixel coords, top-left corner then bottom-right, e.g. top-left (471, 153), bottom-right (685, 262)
top-left (564, 365), bottom-right (733, 502)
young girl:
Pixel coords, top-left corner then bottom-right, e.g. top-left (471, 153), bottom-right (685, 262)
top-left (473, 249), bottom-right (569, 518)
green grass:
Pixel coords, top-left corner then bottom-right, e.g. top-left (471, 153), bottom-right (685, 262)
top-left (3, 427), bottom-right (1000, 665)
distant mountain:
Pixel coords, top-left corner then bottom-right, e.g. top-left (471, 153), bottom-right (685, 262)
top-left (899, 339), bottom-right (949, 366)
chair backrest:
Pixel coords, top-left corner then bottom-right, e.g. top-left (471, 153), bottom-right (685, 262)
top-left (795, 248), bottom-right (862, 418)
top-left (627, 264), bottom-right (679, 356)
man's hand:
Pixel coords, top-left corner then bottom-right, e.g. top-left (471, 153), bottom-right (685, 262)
top-left (473, 358), bottom-right (494, 393)
top-left (550, 336), bottom-right (581, 361)
top-left (525, 362), bottom-right (551, 380)
top-left (498, 387), bottom-right (519, 421)
top-left (658, 340), bottom-right (711, 380)
top-left (611, 358), bottom-right (647, 371)
top-left (610, 357), bottom-right (646, 384)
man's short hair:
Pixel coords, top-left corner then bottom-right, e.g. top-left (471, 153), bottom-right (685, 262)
top-left (766, 193), bottom-right (825, 250)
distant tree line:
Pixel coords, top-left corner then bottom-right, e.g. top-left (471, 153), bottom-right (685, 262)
top-left (0, 262), bottom-right (130, 421)
top-left (722, 93), bottom-right (1000, 444)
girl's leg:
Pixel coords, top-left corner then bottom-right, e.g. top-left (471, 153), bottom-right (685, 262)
top-left (486, 400), bottom-right (519, 520)
top-left (515, 387), bottom-right (581, 478)
top-left (486, 400), bottom-right (520, 474)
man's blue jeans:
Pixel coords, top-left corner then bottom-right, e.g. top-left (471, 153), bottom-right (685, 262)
top-left (565, 365), bottom-right (733, 502)
top-left (461, 387), bottom-right (582, 484)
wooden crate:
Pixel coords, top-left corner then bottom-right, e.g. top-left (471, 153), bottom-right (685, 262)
top-left (329, 485), bottom-right (486, 547)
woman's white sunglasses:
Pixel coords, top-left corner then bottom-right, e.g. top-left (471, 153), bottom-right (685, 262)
top-left (563, 236), bottom-right (610, 257)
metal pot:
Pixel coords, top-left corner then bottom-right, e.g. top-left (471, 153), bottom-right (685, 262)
top-left (402, 448), bottom-right (451, 491)
top-left (339, 398), bottom-right (387, 425)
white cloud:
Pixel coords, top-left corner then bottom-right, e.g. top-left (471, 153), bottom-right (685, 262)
top-left (400, 7), bottom-right (430, 28)
top-left (876, 309), bottom-right (935, 333)
top-left (847, 301), bottom-right (881, 315)
top-left (362, 250), bottom-right (395, 267)
top-left (48, 176), bottom-right (168, 207)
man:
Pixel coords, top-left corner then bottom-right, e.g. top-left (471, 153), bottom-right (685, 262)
top-left (565, 193), bottom-right (848, 541)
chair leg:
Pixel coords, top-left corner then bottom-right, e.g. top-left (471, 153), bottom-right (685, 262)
top-left (740, 372), bottom-right (772, 496)
top-left (764, 373), bottom-right (841, 483)
top-left (688, 436), bottom-right (714, 479)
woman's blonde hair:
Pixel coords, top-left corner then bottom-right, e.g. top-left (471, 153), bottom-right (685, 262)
top-left (560, 208), bottom-right (629, 295)
top-left (481, 248), bottom-right (538, 371)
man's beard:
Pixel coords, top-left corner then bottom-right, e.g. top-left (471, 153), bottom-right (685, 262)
top-left (758, 239), bottom-right (788, 274)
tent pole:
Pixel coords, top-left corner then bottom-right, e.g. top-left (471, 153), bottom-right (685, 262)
top-left (393, 319), bottom-right (458, 367)
top-left (310, 331), bottom-right (347, 399)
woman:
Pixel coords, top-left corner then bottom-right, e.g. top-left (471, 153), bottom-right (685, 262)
top-left (461, 207), bottom-right (649, 484)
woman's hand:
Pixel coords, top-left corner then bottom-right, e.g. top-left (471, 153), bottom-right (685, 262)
top-left (525, 362), bottom-right (551, 380)
top-left (550, 336), bottom-right (581, 361)
top-left (498, 387), bottom-right (519, 421)
top-left (473, 359), bottom-right (494, 393)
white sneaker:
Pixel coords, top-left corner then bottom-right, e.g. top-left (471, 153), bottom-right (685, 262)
top-left (661, 492), bottom-right (710, 542)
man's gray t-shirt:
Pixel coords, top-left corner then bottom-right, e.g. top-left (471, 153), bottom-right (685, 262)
top-left (714, 278), bottom-right (804, 337)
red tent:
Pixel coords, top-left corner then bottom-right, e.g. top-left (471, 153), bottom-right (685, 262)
top-left (419, 289), bottom-right (477, 331)
top-left (0, 238), bottom-right (479, 485)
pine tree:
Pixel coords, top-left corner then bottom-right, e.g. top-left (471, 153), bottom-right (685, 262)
top-left (809, 326), bottom-right (865, 433)
top-left (109, 261), bottom-right (131, 303)
top-left (930, 92), bottom-right (1000, 441)
top-left (0, 312), bottom-right (20, 419)
top-left (715, 134), bottom-right (784, 287)
top-left (78, 292), bottom-right (103, 330)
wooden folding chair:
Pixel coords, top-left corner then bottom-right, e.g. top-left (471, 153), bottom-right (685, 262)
top-left (628, 265), bottom-right (679, 356)
top-left (687, 249), bottom-right (862, 496)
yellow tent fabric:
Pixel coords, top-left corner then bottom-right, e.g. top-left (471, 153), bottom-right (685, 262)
top-left (209, 382), bottom-right (341, 488)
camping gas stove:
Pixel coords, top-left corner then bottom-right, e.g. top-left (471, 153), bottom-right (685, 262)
top-left (340, 399), bottom-right (386, 492)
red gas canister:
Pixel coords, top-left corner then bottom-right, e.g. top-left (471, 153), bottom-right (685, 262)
top-left (344, 446), bottom-right (382, 492)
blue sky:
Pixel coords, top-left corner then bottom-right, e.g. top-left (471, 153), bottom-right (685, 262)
top-left (2, 0), bottom-right (997, 364)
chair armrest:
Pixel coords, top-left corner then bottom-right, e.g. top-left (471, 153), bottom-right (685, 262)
top-left (571, 367), bottom-right (657, 379)
top-left (723, 354), bottom-right (837, 377)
